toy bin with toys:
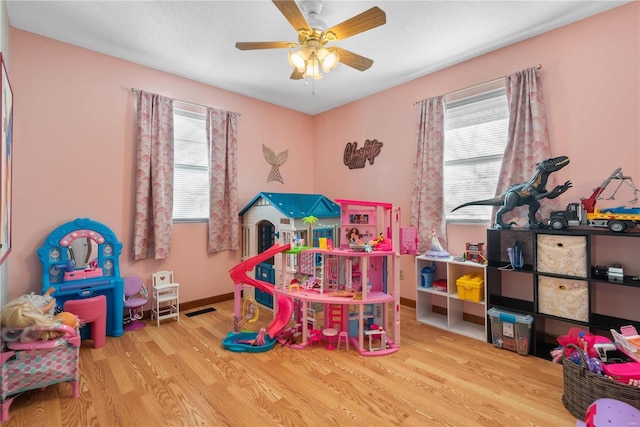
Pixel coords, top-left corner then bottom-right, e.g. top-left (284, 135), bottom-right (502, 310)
top-left (488, 307), bottom-right (533, 355)
top-left (611, 325), bottom-right (640, 362)
top-left (456, 273), bottom-right (484, 302)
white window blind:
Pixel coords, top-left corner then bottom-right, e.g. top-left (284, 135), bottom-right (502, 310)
top-left (444, 86), bottom-right (509, 223)
top-left (173, 109), bottom-right (209, 222)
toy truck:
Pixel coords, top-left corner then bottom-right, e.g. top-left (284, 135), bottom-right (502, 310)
top-left (548, 168), bottom-right (640, 232)
top-left (549, 203), bottom-right (640, 232)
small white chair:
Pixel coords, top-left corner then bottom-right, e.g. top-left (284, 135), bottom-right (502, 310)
top-left (151, 270), bottom-right (180, 327)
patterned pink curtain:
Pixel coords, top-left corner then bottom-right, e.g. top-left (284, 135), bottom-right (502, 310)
top-left (410, 96), bottom-right (446, 253)
top-left (206, 108), bottom-right (239, 253)
top-left (494, 67), bottom-right (560, 226)
top-left (133, 91), bottom-right (174, 260)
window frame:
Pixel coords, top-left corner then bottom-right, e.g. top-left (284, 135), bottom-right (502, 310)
top-left (443, 80), bottom-right (509, 224)
top-left (172, 107), bottom-right (210, 223)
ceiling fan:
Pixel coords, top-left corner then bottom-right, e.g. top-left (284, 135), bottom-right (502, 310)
top-left (235, 0), bottom-right (386, 80)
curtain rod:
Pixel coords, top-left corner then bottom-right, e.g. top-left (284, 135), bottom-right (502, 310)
top-left (413, 64), bottom-right (542, 105)
top-left (130, 88), bottom-right (240, 116)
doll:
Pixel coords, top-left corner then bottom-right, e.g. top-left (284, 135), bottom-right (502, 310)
top-left (17, 286), bottom-right (57, 316)
top-left (424, 229), bottom-right (450, 258)
top-left (0, 295), bottom-right (79, 343)
top-left (347, 227), bottom-right (363, 244)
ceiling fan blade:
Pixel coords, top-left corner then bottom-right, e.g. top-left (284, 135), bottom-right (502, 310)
top-left (335, 47), bottom-right (374, 71)
top-left (290, 69), bottom-right (304, 80)
top-left (235, 41), bottom-right (293, 50)
top-left (325, 7), bottom-right (386, 40)
top-left (272, 0), bottom-right (310, 32)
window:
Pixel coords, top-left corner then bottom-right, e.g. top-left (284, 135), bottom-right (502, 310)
top-left (173, 109), bottom-right (209, 222)
top-left (444, 82), bottom-right (509, 223)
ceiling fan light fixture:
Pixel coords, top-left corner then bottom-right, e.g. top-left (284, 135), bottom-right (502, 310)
top-left (288, 48), bottom-right (310, 72)
top-left (316, 47), bottom-right (329, 61)
top-left (236, 1), bottom-right (386, 82)
top-left (303, 56), bottom-right (322, 80)
top-left (319, 48), bottom-right (339, 73)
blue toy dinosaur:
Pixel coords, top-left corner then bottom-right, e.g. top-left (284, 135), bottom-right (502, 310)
top-left (452, 155), bottom-right (572, 229)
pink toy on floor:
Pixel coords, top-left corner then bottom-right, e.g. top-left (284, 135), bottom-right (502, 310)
top-left (576, 398), bottom-right (640, 427)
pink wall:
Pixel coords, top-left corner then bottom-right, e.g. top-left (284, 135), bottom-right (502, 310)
top-left (9, 29), bottom-right (315, 302)
top-left (313, 3), bottom-right (639, 297)
top-left (7, 2), bottom-right (639, 303)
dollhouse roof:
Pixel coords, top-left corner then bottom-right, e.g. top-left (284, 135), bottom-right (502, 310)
top-left (239, 193), bottom-right (340, 219)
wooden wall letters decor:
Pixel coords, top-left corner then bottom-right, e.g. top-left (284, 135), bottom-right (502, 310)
top-left (343, 139), bottom-right (383, 169)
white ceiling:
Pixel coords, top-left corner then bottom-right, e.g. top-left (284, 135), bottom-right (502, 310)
top-left (6, 0), bottom-right (629, 115)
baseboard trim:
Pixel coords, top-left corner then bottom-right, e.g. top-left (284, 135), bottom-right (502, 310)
top-left (463, 312), bottom-right (485, 325)
top-left (400, 297), bottom-right (416, 308)
top-left (139, 293), bottom-right (234, 320)
top-left (179, 293), bottom-right (234, 311)
top-left (163, 295), bottom-right (485, 326)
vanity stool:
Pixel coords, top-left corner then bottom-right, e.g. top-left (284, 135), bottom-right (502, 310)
top-left (64, 295), bottom-right (107, 348)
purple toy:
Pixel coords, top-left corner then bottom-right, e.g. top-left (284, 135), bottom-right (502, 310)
top-left (575, 398), bottom-right (640, 427)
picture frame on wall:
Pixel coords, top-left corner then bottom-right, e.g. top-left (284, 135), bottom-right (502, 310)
top-left (0, 53), bottom-right (13, 264)
top-left (349, 214), bottom-right (369, 224)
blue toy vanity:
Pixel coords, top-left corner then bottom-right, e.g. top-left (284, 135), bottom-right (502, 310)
top-left (37, 218), bottom-right (124, 337)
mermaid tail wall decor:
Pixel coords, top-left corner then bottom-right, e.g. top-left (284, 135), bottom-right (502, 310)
top-left (262, 144), bottom-right (288, 184)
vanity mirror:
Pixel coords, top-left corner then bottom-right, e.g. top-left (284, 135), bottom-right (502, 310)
top-left (38, 218), bottom-right (124, 337)
top-left (67, 237), bottom-right (98, 269)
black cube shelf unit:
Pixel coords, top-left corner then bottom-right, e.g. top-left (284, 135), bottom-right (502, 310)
top-left (486, 226), bottom-right (640, 360)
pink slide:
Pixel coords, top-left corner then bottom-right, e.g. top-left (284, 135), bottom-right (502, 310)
top-left (229, 243), bottom-right (293, 339)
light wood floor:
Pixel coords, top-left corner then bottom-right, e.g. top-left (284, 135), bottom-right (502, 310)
top-left (3, 300), bottom-right (577, 427)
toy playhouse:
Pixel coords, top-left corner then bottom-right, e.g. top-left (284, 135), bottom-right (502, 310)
top-left (239, 192), bottom-right (341, 308)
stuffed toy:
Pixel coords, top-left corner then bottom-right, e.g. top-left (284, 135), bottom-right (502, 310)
top-left (0, 292), bottom-right (79, 343)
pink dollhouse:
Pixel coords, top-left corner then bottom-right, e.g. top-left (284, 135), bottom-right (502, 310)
top-left (281, 199), bottom-right (402, 356)
top-left (229, 198), bottom-right (412, 356)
